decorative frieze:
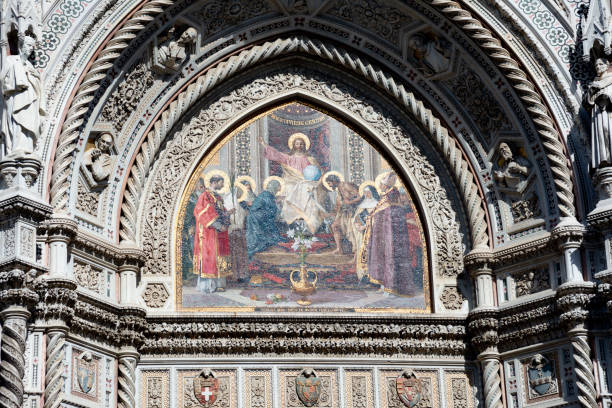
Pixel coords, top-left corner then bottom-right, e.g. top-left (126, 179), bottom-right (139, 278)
top-left (280, 369), bottom-right (337, 408)
top-left (344, 370), bottom-right (373, 408)
top-left (177, 369), bottom-right (236, 408)
top-left (244, 370), bottom-right (272, 408)
top-left (443, 371), bottom-right (475, 408)
top-left (140, 370), bottom-right (170, 408)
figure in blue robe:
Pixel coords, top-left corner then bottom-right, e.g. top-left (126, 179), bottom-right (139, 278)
top-left (246, 180), bottom-right (286, 258)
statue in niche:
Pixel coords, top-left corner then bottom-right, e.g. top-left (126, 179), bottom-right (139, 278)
top-left (82, 132), bottom-right (114, 183)
top-left (0, 34), bottom-right (43, 159)
top-left (585, 57), bottom-right (612, 169)
top-left (155, 27), bottom-right (197, 73)
top-left (407, 32), bottom-right (451, 76)
top-left (493, 142), bottom-right (531, 191)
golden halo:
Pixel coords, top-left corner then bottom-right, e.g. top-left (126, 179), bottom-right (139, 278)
top-left (375, 171), bottom-right (398, 193)
top-left (288, 132), bottom-right (310, 151)
top-left (236, 175), bottom-right (256, 194)
top-left (204, 169), bottom-right (230, 195)
top-left (263, 175), bottom-right (285, 196)
top-left (359, 181), bottom-right (379, 197)
top-left (322, 171), bottom-right (345, 191)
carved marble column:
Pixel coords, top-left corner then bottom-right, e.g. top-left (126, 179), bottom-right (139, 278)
top-left (552, 218), bottom-right (586, 282)
top-left (466, 251), bottom-right (503, 408)
top-left (44, 217), bottom-right (77, 278)
top-left (116, 307), bottom-right (146, 408)
top-left (557, 283), bottom-right (597, 408)
top-left (0, 306), bottom-right (30, 408)
top-left (35, 278), bottom-right (77, 408)
top-left (117, 243), bottom-right (144, 305)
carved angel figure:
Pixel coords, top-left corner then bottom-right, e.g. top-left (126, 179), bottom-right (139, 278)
top-left (82, 132), bottom-right (114, 182)
top-left (585, 58), bottom-right (612, 169)
top-left (157, 27), bottom-right (197, 72)
top-left (0, 35), bottom-right (44, 159)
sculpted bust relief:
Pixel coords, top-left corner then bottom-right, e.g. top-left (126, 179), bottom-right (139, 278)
top-left (493, 142), bottom-right (531, 191)
top-left (0, 35), bottom-right (44, 159)
top-left (586, 57), bottom-right (612, 169)
top-left (156, 27), bottom-right (197, 72)
top-left (82, 132), bottom-right (114, 183)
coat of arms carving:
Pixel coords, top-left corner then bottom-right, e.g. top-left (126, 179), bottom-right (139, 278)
top-left (193, 369), bottom-right (219, 407)
top-left (396, 369), bottom-right (422, 407)
top-left (526, 354), bottom-right (558, 397)
top-left (295, 368), bottom-right (321, 407)
top-left (76, 352), bottom-right (96, 395)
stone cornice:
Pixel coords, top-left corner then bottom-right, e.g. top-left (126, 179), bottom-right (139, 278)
top-left (0, 195), bottom-right (52, 220)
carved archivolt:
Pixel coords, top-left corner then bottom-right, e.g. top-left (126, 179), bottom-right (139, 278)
top-left (49, 0), bottom-right (174, 211)
top-left (429, 0), bottom-right (574, 218)
top-left (136, 66), bottom-right (465, 282)
top-left (120, 37), bottom-right (488, 253)
top-left (46, 0), bottom-right (575, 228)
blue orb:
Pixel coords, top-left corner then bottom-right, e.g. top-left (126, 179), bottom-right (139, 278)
top-left (303, 165), bottom-right (321, 181)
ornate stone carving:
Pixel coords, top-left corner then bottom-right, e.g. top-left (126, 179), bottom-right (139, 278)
top-left (197, 0), bottom-right (272, 38)
top-left (445, 66), bottom-right (510, 143)
top-left (153, 26), bottom-right (197, 74)
top-left (136, 66), bottom-right (464, 280)
top-left (100, 63), bottom-right (154, 133)
top-left (493, 142), bottom-right (532, 193)
top-left (407, 31), bottom-right (452, 77)
top-left (142, 283), bottom-right (169, 308)
top-left (118, 354), bottom-right (137, 408)
top-left (514, 267), bottom-right (550, 297)
top-left (0, 307), bottom-right (30, 408)
top-left (142, 319), bottom-right (466, 357)
top-left (450, 378), bottom-right (468, 408)
top-left (510, 193), bottom-right (541, 223)
top-left (75, 180), bottom-right (99, 216)
top-left (556, 283), bottom-right (597, 408)
top-left (74, 262), bottom-right (102, 293)
top-left (439, 286), bottom-right (465, 310)
top-left (82, 132), bottom-right (114, 184)
top-left (0, 34), bottom-right (43, 159)
top-left (524, 354), bottom-right (559, 400)
top-left (327, 0), bottom-right (408, 46)
top-left (44, 332), bottom-right (66, 408)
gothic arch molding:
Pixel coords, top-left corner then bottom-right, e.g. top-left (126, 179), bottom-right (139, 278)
top-left (45, 0), bottom-right (576, 226)
top-left (114, 38), bottom-right (489, 252)
top-left (134, 63), bottom-right (469, 312)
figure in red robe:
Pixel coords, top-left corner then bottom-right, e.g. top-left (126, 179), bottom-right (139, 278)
top-left (192, 175), bottom-right (234, 293)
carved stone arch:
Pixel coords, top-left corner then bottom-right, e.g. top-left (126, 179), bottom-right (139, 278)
top-left (46, 0), bottom-right (576, 226)
top-left (117, 38), bottom-right (489, 254)
top-left (135, 63), bottom-right (469, 312)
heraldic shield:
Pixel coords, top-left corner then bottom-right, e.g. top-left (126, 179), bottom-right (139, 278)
top-left (76, 352), bottom-right (96, 395)
top-left (193, 369), bottom-right (219, 407)
top-left (396, 369), bottom-right (422, 408)
top-left (295, 368), bottom-right (322, 407)
top-left (527, 354), bottom-right (557, 396)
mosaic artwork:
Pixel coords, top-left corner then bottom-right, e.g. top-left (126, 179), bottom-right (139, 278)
top-left (175, 103), bottom-right (428, 311)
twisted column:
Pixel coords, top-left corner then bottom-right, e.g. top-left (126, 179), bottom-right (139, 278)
top-left (117, 349), bottom-right (138, 408)
top-left (557, 283), bottom-right (597, 408)
top-left (44, 328), bottom-right (67, 408)
top-left (482, 357), bottom-right (503, 408)
top-left (571, 334), bottom-right (597, 408)
top-left (0, 307), bottom-right (30, 408)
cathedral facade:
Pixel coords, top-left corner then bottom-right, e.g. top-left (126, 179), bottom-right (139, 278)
top-left (0, 0), bottom-right (611, 407)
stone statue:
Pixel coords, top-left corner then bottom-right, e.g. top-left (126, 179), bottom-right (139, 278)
top-left (585, 57), bottom-right (612, 169)
top-left (407, 33), bottom-right (450, 75)
top-left (82, 132), bottom-right (114, 183)
top-left (156, 27), bottom-right (197, 72)
top-left (493, 142), bottom-right (531, 190)
top-left (0, 35), bottom-right (43, 159)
